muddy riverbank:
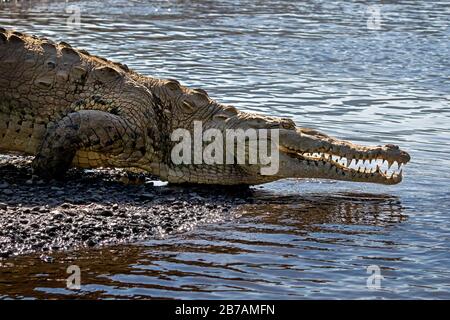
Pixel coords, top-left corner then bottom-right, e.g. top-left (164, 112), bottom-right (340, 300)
top-left (0, 155), bottom-right (248, 259)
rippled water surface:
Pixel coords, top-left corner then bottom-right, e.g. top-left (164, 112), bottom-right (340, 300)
top-left (1, 0), bottom-right (449, 299)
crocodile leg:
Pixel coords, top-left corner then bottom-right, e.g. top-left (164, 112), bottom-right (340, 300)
top-left (32, 110), bottom-right (139, 179)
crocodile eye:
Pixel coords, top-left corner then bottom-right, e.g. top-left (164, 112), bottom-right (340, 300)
top-left (281, 118), bottom-right (296, 130)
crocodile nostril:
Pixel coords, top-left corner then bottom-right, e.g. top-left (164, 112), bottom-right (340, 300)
top-left (386, 144), bottom-right (399, 150)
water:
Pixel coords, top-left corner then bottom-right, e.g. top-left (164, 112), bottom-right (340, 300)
top-left (0, 0), bottom-right (449, 299)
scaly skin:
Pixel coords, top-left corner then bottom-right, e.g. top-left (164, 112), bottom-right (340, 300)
top-left (0, 29), bottom-right (410, 185)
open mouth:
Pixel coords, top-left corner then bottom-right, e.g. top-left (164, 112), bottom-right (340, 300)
top-left (282, 146), bottom-right (410, 184)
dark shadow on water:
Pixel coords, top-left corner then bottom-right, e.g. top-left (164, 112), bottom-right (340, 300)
top-left (245, 190), bottom-right (407, 228)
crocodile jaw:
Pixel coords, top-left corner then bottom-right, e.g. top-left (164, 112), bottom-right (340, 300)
top-left (276, 127), bottom-right (410, 185)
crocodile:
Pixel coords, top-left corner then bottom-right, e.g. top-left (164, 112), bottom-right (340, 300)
top-left (0, 29), bottom-right (410, 185)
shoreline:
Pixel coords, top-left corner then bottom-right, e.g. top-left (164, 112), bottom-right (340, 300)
top-left (0, 155), bottom-right (248, 259)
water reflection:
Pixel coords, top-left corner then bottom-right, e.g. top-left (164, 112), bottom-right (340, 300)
top-left (245, 191), bottom-right (406, 228)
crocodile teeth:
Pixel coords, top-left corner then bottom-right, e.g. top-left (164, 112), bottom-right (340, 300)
top-left (388, 160), bottom-right (393, 170)
top-left (297, 145), bottom-right (407, 182)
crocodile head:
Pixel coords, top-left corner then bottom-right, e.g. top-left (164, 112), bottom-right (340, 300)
top-left (274, 123), bottom-right (410, 185)
top-left (216, 112), bottom-right (411, 185)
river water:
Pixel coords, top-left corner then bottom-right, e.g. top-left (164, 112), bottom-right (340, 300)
top-left (0, 0), bottom-right (449, 299)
